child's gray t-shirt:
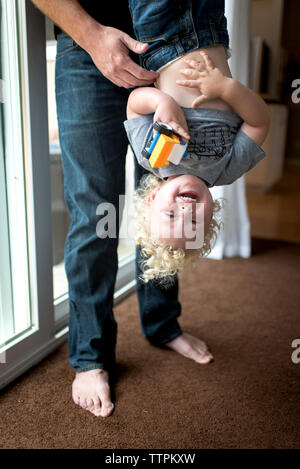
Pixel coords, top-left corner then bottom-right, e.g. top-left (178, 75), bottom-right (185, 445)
top-left (123, 107), bottom-right (266, 187)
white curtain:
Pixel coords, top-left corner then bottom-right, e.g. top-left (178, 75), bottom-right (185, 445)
top-left (208, 0), bottom-right (252, 259)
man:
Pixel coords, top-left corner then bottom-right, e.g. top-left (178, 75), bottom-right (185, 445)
top-left (31, 0), bottom-right (215, 418)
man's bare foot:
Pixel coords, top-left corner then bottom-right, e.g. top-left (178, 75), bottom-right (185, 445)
top-left (72, 368), bottom-right (114, 418)
top-left (165, 331), bottom-right (213, 364)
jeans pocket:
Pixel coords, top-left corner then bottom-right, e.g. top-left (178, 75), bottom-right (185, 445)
top-left (129, 0), bottom-right (180, 43)
top-left (56, 32), bottom-right (82, 59)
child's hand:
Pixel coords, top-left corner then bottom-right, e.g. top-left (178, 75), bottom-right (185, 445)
top-left (153, 95), bottom-right (190, 142)
top-left (176, 51), bottom-right (227, 108)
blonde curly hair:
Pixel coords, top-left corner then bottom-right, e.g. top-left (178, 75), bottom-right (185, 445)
top-left (134, 174), bottom-right (224, 286)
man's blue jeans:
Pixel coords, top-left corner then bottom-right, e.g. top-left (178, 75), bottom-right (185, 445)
top-left (55, 34), bottom-right (182, 372)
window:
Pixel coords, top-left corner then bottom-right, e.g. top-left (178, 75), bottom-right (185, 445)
top-left (0, 0), bottom-right (32, 350)
top-left (0, 0), bottom-right (64, 389)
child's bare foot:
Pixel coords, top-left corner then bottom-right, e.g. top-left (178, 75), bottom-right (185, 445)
top-left (165, 331), bottom-right (213, 364)
top-left (72, 368), bottom-right (114, 418)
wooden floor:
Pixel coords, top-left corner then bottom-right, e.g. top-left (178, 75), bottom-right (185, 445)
top-left (246, 166), bottom-right (300, 243)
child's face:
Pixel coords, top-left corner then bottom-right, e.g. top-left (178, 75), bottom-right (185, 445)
top-left (147, 175), bottom-right (214, 249)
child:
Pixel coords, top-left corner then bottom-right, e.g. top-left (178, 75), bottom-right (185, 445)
top-left (124, 33), bottom-right (270, 286)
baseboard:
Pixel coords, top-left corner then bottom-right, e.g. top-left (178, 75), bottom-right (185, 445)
top-left (0, 331), bottom-right (68, 391)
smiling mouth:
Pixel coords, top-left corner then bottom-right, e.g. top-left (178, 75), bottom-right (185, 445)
top-left (177, 192), bottom-right (199, 203)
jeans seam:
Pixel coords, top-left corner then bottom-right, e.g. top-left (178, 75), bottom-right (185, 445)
top-left (188, 4), bottom-right (199, 49)
top-left (152, 329), bottom-right (183, 347)
top-left (209, 22), bottom-right (217, 43)
top-left (75, 364), bottom-right (106, 373)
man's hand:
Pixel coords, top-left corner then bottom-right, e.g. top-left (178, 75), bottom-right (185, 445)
top-left (153, 95), bottom-right (190, 142)
top-left (87, 25), bottom-right (159, 88)
top-left (31, 0), bottom-right (158, 88)
top-left (176, 51), bottom-right (228, 108)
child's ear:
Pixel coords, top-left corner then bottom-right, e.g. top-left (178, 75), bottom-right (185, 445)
top-left (147, 187), bottom-right (160, 204)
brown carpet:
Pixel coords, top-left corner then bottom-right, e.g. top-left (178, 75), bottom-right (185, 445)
top-left (0, 238), bottom-right (300, 449)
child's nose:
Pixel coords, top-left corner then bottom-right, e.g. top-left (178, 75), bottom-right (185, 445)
top-left (179, 204), bottom-right (192, 212)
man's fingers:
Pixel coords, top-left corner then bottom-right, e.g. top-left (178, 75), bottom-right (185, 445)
top-left (111, 68), bottom-right (160, 88)
top-left (110, 72), bottom-right (150, 88)
top-left (109, 76), bottom-right (128, 88)
top-left (122, 32), bottom-right (149, 54)
top-left (199, 51), bottom-right (214, 70)
top-left (114, 71), bottom-right (156, 88)
top-left (119, 69), bottom-right (160, 88)
top-left (109, 59), bottom-right (158, 88)
top-left (108, 70), bottom-right (133, 88)
top-left (119, 32), bottom-right (159, 82)
top-left (124, 57), bottom-right (159, 82)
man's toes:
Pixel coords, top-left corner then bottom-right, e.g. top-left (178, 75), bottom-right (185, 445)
top-left (91, 396), bottom-right (102, 417)
top-left (188, 343), bottom-right (212, 364)
top-left (80, 397), bottom-right (88, 409)
top-left (86, 398), bottom-right (94, 411)
top-left (91, 402), bottom-right (114, 418)
top-left (99, 394), bottom-right (114, 417)
top-left (73, 394), bottom-right (80, 406)
top-left (197, 351), bottom-right (213, 364)
top-left (92, 409), bottom-right (102, 417)
top-left (97, 383), bottom-right (112, 405)
top-left (101, 403), bottom-right (114, 418)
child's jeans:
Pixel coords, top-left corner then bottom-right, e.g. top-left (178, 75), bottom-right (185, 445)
top-left (128, 0), bottom-right (229, 71)
top-left (55, 0), bottom-right (229, 373)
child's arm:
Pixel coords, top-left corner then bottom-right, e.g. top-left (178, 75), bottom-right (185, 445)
top-left (127, 87), bottom-right (190, 141)
top-left (176, 52), bottom-right (270, 146)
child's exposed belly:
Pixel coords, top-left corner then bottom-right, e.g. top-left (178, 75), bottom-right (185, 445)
top-left (154, 45), bottom-right (233, 111)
